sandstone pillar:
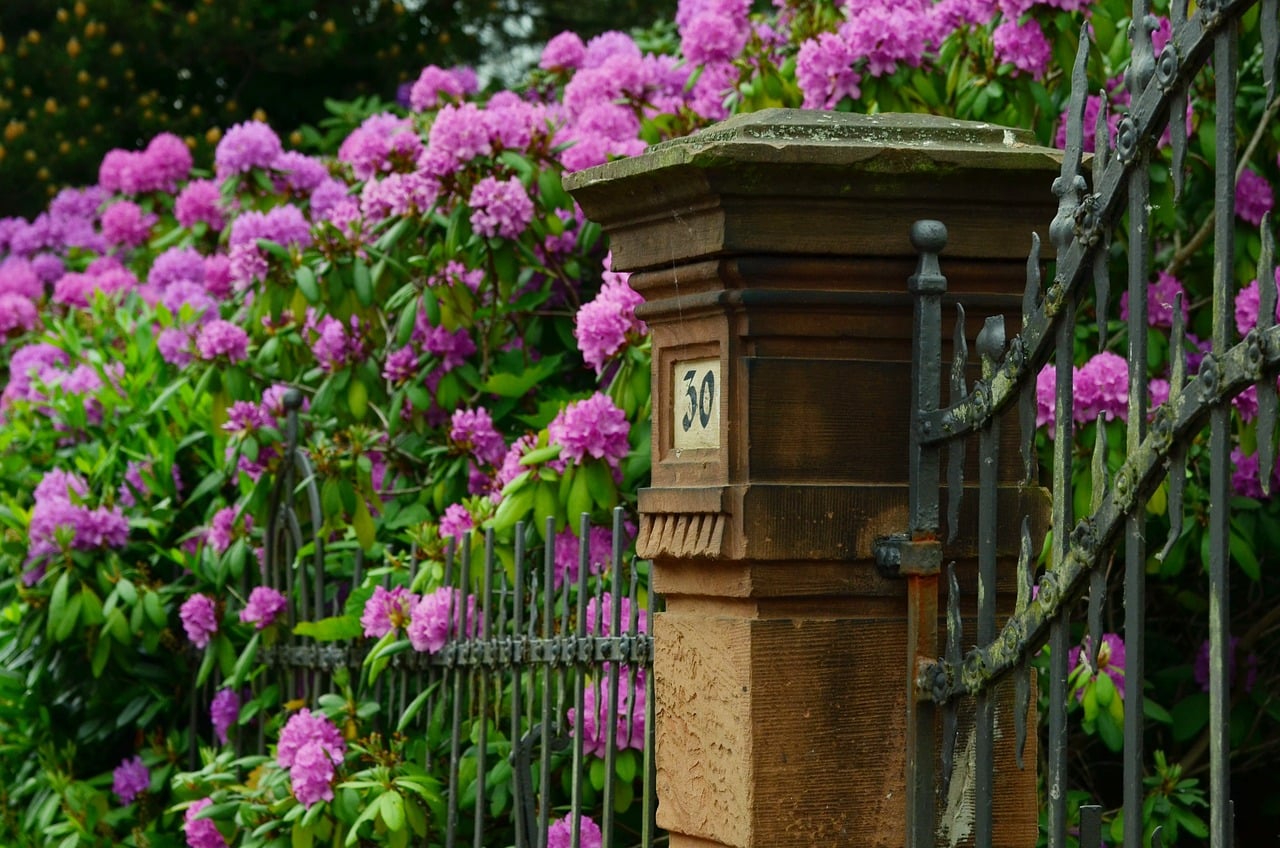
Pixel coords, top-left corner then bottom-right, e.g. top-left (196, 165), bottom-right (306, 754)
top-left (565, 109), bottom-right (1059, 848)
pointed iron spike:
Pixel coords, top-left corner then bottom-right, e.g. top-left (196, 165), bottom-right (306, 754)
top-left (1091, 414), bottom-right (1109, 514)
top-left (1151, 825), bottom-right (1164, 848)
top-left (947, 305), bottom-right (968, 544)
top-left (1088, 416), bottom-right (1108, 668)
top-left (1024, 232), bottom-right (1043, 322)
top-left (1170, 292), bottom-right (1187, 396)
top-left (946, 562), bottom-right (962, 666)
top-left (1127, 0), bottom-right (1156, 96)
top-left (1159, 446), bottom-right (1186, 562)
top-left (1050, 29), bottom-right (1091, 257)
top-left (1171, 88), bottom-right (1188, 200)
top-left (1021, 389), bottom-right (1036, 486)
top-left (1258, 216), bottom-right (1276, 496)
top-left (941, 562), bottom-right (961, 798)
top-left (1016, 515), bottom-right (1033, 613)
top-left (1015, 663), bottom-right (1030, 770)
top-left (1094, 96), bottom-right (1112, 349)
top-left (1263, 0), bottom-right (1278, 101)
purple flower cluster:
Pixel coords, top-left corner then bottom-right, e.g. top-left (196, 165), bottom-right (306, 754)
top-left (100, 201), bottom-right (157, 250)
top-left (215, 121), bottom-right (285, 180)
top-left (992, 18), bottom-right (1052, 79)
top-left (677, 0), bottom-right (752, 65)
top-left (339, 113), bottom-right (426, 181)
top-left (547, 814), bottom-right (604, 848)
top-left (574, 261), bottom-right (646, 374)
top-left (210, 688), bottom-right (240, 745)
top-left (360, 585), bottom-right (419, 638)
top-left (112, 755), bottom-right (150, 804)
top-left (450, 407), bottom-right (506, 465)
top-left (552, 525), bottom-right (615, 589)
top-left (174, 179), bottom-right (227, 231)
top-left (566, 671), bottom-right (647, 758)
top-left (1236, 167), bottom-right (1275, 227)
top-left (278, 709), bottom-right (346, 807)
top-left (408, 65), bottom-right (476, 112)
top-left (1233, 268), bottom-right (1280, 335)
top-left (180, 593), bottom-right (219, 649)
top-left (1193, 636), bottom-right (1259, 693)
top-left (25, 469), bottom-right (129, 583)
top-left (196, 320), bottom-right (250, 363)
top-left (407, 586), bottom-right (478, 653)
top-left (548, 393), bottom-right (631, 467)
top-left (1035, 351), bottom-right (1134, 435)
top-left (99, 133), bottom-right (193, 195)
top-left (240, 586), bottom-right (288, 630)
top-left (1120, 271), bottom-right (1188, 329)
top-left (206, 506), bottom-right (252, 553)
top-left (1067, 633), bottom-right (1126, 699)
top-left (438, 503), bottom-right (475, 541)
top-left (184, 798), bottom-right (228, 848)
top-left (468, 176), bottom-right (535, 240)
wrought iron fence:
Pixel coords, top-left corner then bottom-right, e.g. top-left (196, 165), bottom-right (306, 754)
top-left (890, 0), bottom-right (1279, 845)
top-left (192, 391), bottom-right (661, 848)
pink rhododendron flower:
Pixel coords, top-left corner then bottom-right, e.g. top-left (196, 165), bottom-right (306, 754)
top-left (360, 585), bottom-right (419, 638)
top-left (210, 688), bottom-right (240, 745)
top-left (407, 586), bottom-right (478, 653)
top-left (183, 798), bottom-right (228, 848)
top-left (112, 755), bottom-right (149, 804)
top-left (548, 393), bottom-right (631, 467)
top-left (181, 593), bottom-right (219, 648)
top-left (239, 586), bottom-right (287, 630)
top-left (277, 709), bottom-right (346, 808)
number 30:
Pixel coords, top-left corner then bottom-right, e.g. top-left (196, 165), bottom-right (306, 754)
top-left (681, 369), bottom-right (715, 432)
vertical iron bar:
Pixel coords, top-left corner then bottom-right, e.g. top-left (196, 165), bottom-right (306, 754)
top-left (906, 219), bottom-right (947, 848)
top-left (974, 316), bottom-right (1004, 848)
top-left (1080, 805), bottom-right (1103, 848)
top-left (601, 508), bottom-right (625, 848)
top-left (1021, 234), bottom-right (1043, 486)
top-left (1257, 216), bottom-right (1277, 495)
top-left (512, 524), bottom-right (527, 848)
top-left (473, 531), bottom-right (493, 848)
top-left (1161, 294), bottom-right (1188, 561)
top-left (1094, 96), bottom-right (1112, 350)
top-left (538, 519), bottom-right (555, 848)
top-left (1014, 517), bottom-right (1033, 769)
top-left (446, 539), bottom-right (464, 848)
top-left (1208, 22), bottom-right (1239, 848)
top-left (946, 304), bottom-right (967, 544)
top-left (570, 514), bottom-right (591, 848)
top-left (1045, 27), bottom-right (1090, 847)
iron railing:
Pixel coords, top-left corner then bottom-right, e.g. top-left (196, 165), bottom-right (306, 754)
top-left (892, 0), bottom-right (1278, 844)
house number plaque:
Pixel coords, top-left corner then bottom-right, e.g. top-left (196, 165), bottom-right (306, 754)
top-left (673, 358), bottom-right (720, 450)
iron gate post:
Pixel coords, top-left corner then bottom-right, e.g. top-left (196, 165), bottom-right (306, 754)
top-left (565, 109), bottom-right (1058, 848)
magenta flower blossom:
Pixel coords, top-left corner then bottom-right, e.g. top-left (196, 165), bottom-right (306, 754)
top-left (567, 671), bottom-right (647, 758)
top-left (25, 469), bottom-right (129, 579)
top-left (101, 201), bottom-right (157, 249)
top-left (1236, 167), bottom-right (1274, 227)
top-left (180, 593), bottom-right (219, 649)
top-left (183, 798), bottom-right (228, 848)
top-left (215, 121), bottom-right (284, 180)
top-left (547, 814), bottom-right (604, 848)
top-left (586, 591), bottom-right (647, 636)
top-left (196, 320), bottom-right (250, 363)
top-left (272, 151), bottom-right (329, 193)
top-left (468, 176), bottom-right (535, 240)
top-left (796, 33), bottom-right (861, 109)
top-left (407, 586), bottom-right (478, 653)
top-left (421, 325), bottom-right (476, 371)
top-left (575, 265), bottom-right (646, 374)
top-left (409, 64), bottom-right (468, 111)
top-left (993, 17), bottom-right (1052, 79)
top-left (360, 585), bottom-right (419, 638)
top-left (1119, 271), bottom-right (1188, 329)
top-left (540, 31), bottom-right (587, 70)
top-left (1067, 633), bottom-right (1126, 698)
top-left (278, 709), bottom-right (346, 808)
top-left (174, 179), bottom-right (227, 230)
top-left (228, 205), bottom-right (313, 251)
top-left (240, 586), bottom-right (288, 630)
top-left (548, 393), bottom-right (631, 467)
top-left (1074, 351), bottom-right (1128, 424)
top-left (438, 503), bottom-right (475, 541)
top-left (112, 755), bottom-right (150, 804)
top-left (450, 407), bottom-right (506, 465)
top-left (0, 294), bottom-right (39, 338)
top-left (1234, 269), bottom-right (1280, 336)
top-left (210, 688), bottom-right (240, 745)
top-left (553, 526), bottom-right (615, 589)
top-left (678, 0), bottom-right (751, 65)
top-left (0, 256), bottom-right (42, 299)
top-left (1194, 636), bottom-right (1259, 693)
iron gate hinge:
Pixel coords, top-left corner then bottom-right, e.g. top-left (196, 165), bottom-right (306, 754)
top-left (873, 533), bottom-right (942, 578)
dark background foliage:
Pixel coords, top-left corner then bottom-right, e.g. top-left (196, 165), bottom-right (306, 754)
top-left (0, 0), bottom-right (672, 217)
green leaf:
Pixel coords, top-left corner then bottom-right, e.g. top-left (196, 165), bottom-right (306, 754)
top-left (47, 572), bottom-right (70, 639)
top-left (380, 792), bottom-right (405, 832)
top-left (1171, 693), bottom-right (1210, 742)
top-left (91, 631), bottom-right (111, 678)
top-left (291, 821), bottom-right (315, 848)
top-left (352, 497), bottom-right (376, 550)
top-left (583, 460), bottom-right (617, 511)
top-left (353, 260), bottom-right (374, 306)
top-left (395, 299), bottom-right (419, 347)
top-left (293, 614), bottom-right (363, 642)
top-left (490, 485), bottom-right (535, 532)
top-left (143, 590), bottom-right (167, 628)
top-left (396, 683), bottom-right (440, 733)
top-left (1229, 529), bottom-right (1260, 580)
top-left (296, 265), bottom-right (320, 304)
top-left (228, 632), bottom-right (261, 689)
top-left (482, 355), bottom-right (564, 398)
top-left (519, 444), bottom-right (562, 466)
top-left (589, 758), bottom-right (607, 792)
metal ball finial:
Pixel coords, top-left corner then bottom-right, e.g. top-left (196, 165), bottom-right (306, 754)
top-left (910, 220), bottom-right (948, 255)
top-left (284, 388), bottom-right (304, 411)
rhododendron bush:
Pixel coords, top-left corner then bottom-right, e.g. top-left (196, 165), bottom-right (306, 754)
top-left (0, 0), bottom-right (1277, 844)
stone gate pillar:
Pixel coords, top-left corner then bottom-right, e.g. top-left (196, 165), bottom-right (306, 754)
top-left (565, 109), bottom-right (1059, 848)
